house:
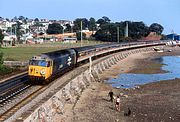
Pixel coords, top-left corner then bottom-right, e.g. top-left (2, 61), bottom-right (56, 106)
top-left (2, 33), bottom-right (17, 47)
top-left (0, 19), bottom-right (16, 32)
top-left (166, 33), bottom-right (180, 41)
top-left (21, 33), bottom-right (34, 43)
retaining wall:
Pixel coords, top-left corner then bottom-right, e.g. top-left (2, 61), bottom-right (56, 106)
top-left (3, 61), bottom-right (28, 68)
top-left (5, 46), bottom-right (158, 122)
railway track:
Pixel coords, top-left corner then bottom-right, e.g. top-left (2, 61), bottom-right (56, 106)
top-left (0, 85), bottom-right (44, 122)
top-left (0, 74), bottom-right (29, 106)
top-left (0, 74), bottom-right (44, 121)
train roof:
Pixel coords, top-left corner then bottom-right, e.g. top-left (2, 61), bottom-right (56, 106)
top-left (73, 45), bottom-right (95, 52)
top-left (73, 43), bottom-right (120, 53)
top-left (41, 48), bottom-right (75, 59)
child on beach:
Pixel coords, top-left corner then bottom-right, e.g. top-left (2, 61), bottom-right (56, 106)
top-left (115, 96), bottom-right (121, 111)
top-left (108, 90), bottom-right (114, 102)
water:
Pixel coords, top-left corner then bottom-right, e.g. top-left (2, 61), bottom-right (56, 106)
top-left (106, 56), bottom-right (180, 88)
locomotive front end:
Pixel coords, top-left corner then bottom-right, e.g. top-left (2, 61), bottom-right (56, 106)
top-left (28, 56), bottom-right (52, 81)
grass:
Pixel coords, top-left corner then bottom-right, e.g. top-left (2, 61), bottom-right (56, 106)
top-left (0, 40), bottom-right (105, 61)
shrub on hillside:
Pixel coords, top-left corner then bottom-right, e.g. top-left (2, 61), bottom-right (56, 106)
top-left (0, 52), bottom-right (3, 65)
top-left (0, 65), bottom-right (13, 75)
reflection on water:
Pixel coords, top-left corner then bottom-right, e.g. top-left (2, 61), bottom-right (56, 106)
top-left (106, 56), bottom-right (180, 88)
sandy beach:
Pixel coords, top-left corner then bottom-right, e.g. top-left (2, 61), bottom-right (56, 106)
top-left (65, 46), bottom-right (180, 122)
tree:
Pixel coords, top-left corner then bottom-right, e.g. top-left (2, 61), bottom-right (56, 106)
top-left (46, 23), bottom-right (63, 34)
top-left (76, 32), bottom-right (86, 40)
top-left (96, 16), bottom-right (111, 26)
top-left (15, 21), bottom-right (23, 43)
top-left (0, 29), bottom-right (4, 47)
top-left (64, 24), bottom-right (72, 33)
top-left (18, 16), bottom-right (25, 20)
top-left (149, 23), bottom-right (164, 35)
top-left (127, 21), bottom-right (150, 40)
top-left (34, 18), bottom-right (39, 22)
top-left (13, 16), bottom-right (18, 21)
top-left (95, 21), bottom-right (150, 42)
top-left (73, 18), bottom-right (89, 32)
top-left (96, 19), bottom-right (106, 26)
top-left (102, 16), bottom-right (111, 23)
top-left (6, 18), bottom-right (10, 21)
top-left (88, 17), bottom-right (97, 31)
top-left (95, 23), bottom-right (123, 42)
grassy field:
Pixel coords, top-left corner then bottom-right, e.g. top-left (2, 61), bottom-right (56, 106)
top-left (0, 40), bottom-right (105, 61)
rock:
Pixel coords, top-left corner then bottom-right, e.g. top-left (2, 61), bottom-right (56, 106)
top-left (119, 93), bottom-right (124, 96)
top-left (124, 95), bottom-right (128, 98)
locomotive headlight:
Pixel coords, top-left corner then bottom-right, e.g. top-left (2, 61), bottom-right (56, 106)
top-left (40, 69), bottom-right (46, 75)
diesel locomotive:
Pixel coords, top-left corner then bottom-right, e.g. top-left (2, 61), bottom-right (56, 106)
top-left (28, 49), bottom-right (77, 83)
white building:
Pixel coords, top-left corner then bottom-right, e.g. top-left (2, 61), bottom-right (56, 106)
top-left (2, 34), bottom-right (17, 47)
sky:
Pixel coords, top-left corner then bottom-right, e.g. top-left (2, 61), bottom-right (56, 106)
top-left (0, 0), bottom-right (179, 34)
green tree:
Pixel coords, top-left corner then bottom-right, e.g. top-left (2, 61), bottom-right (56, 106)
top-left (64, 24), bottom-right (72, 33)
top-left (34, 18), bottom-right (39, 22)
top-left (13, 16), bottom-right (18, 21)
top-left (18, 16), bottom-right (25, 21)
top-left (95, 21), bottom-right (150, 42)
top-left (15, 21), bottom-right (23, 43)
top-left (96, 16), bottom-right (111, 26)
top-left (12, 21), bottom-right (23, 43)
top-left (47, 23), bottom-right (63, 34)
top-left (96, 19), bottom-right (106, 26)
top-left (73, 18), bottom-right (89, 32)
top-left (128, 21), bottom-right (150, 39)
top-left (95, 23), bottom-right (123, 42)
top-left (76, 32), bottom-right (86, 40)
top-left (102, 16), bottom-right (111, 23)
top-left (149, 23), bottom-right (164, 35)
top-left (0, 29), bottom-right (4, 47)
top-left (88, 17), bottom-right (97, 31)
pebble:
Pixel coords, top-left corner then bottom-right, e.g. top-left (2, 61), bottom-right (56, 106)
top-left (123, 95), bottom-right (128, 98)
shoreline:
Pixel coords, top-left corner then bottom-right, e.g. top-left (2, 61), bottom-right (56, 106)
top-left (61, 46), bottom-right (180, 122)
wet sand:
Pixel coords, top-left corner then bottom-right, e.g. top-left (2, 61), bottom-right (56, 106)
top-left (66, 46), bottom-right (180, 122)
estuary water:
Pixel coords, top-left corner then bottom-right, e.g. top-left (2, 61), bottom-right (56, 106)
top-left (106, 56), bottom-right (180, 88)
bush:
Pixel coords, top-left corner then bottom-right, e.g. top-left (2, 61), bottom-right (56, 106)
top-left (76, 32), bottom-right (86, 40)
top-left (120, 37), bottom-right (133, 42)
top-left (0, 65), bottom-right (13, 75)
top-left (0, 52), bottom-right (3, 65)
top-left (5, 57), bottom-right (17, 61)
top-left (0, 52), bottom-right (14, 75)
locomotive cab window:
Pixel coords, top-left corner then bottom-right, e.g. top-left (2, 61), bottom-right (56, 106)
top-left (38, 60), bottom-right (47, 66)
top-left (29, 60), bottom-right (51, 67)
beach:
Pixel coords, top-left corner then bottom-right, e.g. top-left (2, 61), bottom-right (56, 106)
top-left (65, 46), bottom-right (180, 122)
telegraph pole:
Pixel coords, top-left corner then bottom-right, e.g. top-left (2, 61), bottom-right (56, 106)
top-left (125, 22), bottom-right (128, 37)
top-left (117, 26), bottom-right (119, 43)
top-left (80, 20), bottom-right (82, 47)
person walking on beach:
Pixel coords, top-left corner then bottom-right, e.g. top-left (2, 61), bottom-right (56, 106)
top-left (115, 96), bottom-right (121, 111)
top-left (108, 90), bottom-right (114, 102)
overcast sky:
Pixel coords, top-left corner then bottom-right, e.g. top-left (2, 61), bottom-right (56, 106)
top-left (0, 0), bottom-right (179, 34)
